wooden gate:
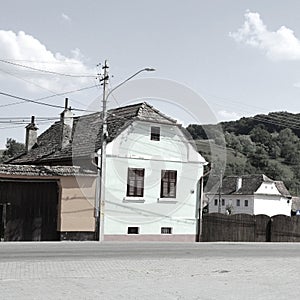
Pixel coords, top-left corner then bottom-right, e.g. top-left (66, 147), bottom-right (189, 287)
top-left (0, 180), bottom-right (59, 241)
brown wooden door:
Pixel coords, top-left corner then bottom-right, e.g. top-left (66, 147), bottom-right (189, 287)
top-left (0, 180), bottom-right (59, 241)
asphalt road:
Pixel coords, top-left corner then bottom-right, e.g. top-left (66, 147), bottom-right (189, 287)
top-left (0, 242), bottom-right (300, 299)
top-left (1, 241), bottom-right (300, 261)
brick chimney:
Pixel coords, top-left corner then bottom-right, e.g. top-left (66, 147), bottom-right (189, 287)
top-left (25, 116), bottom-right (38, 152)
top-left (60, 98), bottom-right (74, 148)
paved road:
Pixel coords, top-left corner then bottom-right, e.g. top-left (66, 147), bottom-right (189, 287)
top-left (1, 241), bottom-right (300, 261)
top-left (0, 242), bottom-right (299, 299)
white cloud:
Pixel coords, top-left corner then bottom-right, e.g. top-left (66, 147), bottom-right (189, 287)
top-left (0, 30), bottom-right (97, 92)
top-left (217, 110), bottom-right (240, 121)
top-left (62, 13), bottom-right (71, 22)
top-left (229, 11), bottom-right (300, 61)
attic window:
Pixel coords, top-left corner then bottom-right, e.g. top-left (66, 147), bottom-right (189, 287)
top-left (151, 126), bottom-right (160, 141)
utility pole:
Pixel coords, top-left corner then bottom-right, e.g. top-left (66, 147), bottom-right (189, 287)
top-left (218, 170), bottom-right (223, 213)
top-left (94, 62), bottom-right (155, 242)
top-left (98, 60), bottom-right (109, 242)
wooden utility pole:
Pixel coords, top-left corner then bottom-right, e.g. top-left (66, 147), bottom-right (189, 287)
top-left (99, 60), bottom-right (109, 242)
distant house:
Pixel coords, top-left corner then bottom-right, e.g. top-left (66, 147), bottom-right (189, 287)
top-left (4, 101), bottom-right (206, 241)
top-left (205, 174), bottom-right (292, 217)
top-left (291, 197), bottom-right (300, 216)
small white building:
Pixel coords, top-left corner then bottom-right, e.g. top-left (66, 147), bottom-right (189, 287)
top-left (205, 174), bottom-right (291, 217)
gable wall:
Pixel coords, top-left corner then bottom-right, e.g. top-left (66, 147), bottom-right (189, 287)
top-left (107, 121), bottom-right (204, 163)
top-left (255, 182), bottom-right (282, 195)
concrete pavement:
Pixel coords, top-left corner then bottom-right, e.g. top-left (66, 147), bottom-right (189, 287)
top-left (0, 242), bottom-right (299, 299)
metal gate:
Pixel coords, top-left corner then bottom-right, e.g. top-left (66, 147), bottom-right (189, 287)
top-left (0, 180), bottom-right (59, 241)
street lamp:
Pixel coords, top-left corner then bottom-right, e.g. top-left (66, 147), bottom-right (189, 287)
top-left (96, 61), bottom-right (155, 242)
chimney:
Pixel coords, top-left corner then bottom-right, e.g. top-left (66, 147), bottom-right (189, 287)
top-left (25, 116), bottom-right (38, 152)
top-left (236, 177), bottom-right (242, 191)
top-left (60, 98), bottom-right (74, 148)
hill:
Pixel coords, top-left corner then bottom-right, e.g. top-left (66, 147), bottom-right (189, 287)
top-left (187, 111), bottom-right (300, 196)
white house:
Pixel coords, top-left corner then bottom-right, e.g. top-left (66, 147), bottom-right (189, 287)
top-left (205, 174), bottom-right (291, 217)
top-left (8, 101), bottom-right (206, 241)
top-left (102, 107), bottom-right (206, 241)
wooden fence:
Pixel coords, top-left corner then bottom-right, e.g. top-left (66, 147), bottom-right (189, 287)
top-left (201, 213), bottom-right (300, 242)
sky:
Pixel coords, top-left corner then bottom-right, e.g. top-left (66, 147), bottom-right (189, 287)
top-left (1, 1), bottom-right (300, 147)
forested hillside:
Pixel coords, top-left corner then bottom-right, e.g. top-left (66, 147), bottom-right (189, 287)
top-left (186, 111), bottom-right (300, 196)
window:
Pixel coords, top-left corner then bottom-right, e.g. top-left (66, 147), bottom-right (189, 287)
top-left (161, 227), bottom-right (172, 234)
top-left (221, 199), bottom-right (225, 206)
top-left (214, 199), bottom-right (218, 206)
top-left (237, 199), bottom-right (240, 206)
top-left (128, 227), bottom-right (139, 234)
top-left (151, 126), bottom-right (160, 141)
top-left (127, 168), bottom-right (145, 197)
top-left (160, 170), bottom-right (177, 198)
top-left (244, 200), bottom-right (249, 207)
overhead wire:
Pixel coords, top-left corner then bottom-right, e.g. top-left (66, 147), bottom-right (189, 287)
top-left (0, 91), bottom-right (97, 112)
top-left (0, 66), bottom-right (99, 109)
top-left (0, 58), bottom-right (97, 78)
top-left (0, 58), bottom-right (85, 64)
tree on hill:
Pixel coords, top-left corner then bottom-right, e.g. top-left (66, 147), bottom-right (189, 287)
top-left (187, 110), bottom-right (300, 196)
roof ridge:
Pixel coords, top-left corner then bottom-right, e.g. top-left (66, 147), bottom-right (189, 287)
top-left (137, 101), bottom-right (177, 124)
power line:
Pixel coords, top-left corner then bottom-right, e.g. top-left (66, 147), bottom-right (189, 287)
top-left (0, 119), bottom-right (58, 130)
top-left (0, 86), bottom-right (99, 112)
top-left (0, 58), bottom-right (97, 78)
top-left (1, 58), bottom-right (85, 65)
top-left (0, 91), bottom-right (94, 112)
top-left (0, 66), bottom-right (100, 110)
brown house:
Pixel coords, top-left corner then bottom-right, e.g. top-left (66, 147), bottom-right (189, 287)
top-left (0, 164), bottom-right (96, 241)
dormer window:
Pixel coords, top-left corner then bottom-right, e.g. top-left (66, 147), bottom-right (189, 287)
top-left (151, 126), bottom-right (160, 141)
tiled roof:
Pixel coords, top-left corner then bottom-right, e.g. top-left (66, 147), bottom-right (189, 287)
top-left (0, 164), bottom-right (96, 177)
top-left (205, 174), bottom-right (291, 198)
top-left (274, 181), bottom-right (291, 198)
top-left (292, 197), bottom-right (300, 211)
top-left (8, 102), bottom-right (177, 165)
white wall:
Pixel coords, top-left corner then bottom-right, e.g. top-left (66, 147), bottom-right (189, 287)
top-left (254, 182), bottom-right (291, 216)
top-left (107, 121), bottom-right (205, 163)
top-left (255, 182), bottom-right (281, 195)
top-left (254, 196), bottom-right (291, 216)
top-left (206, 194), bottom-right (254, 215)
top-left (206, 181), bottom-right (291, 216)
top-left (102, 121), bottom-right (205, 236)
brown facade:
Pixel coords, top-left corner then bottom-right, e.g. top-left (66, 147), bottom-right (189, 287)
top-left (59, 176), bottom-right (96, 240)
top-left (0, 172), bottom-right (97, 241)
